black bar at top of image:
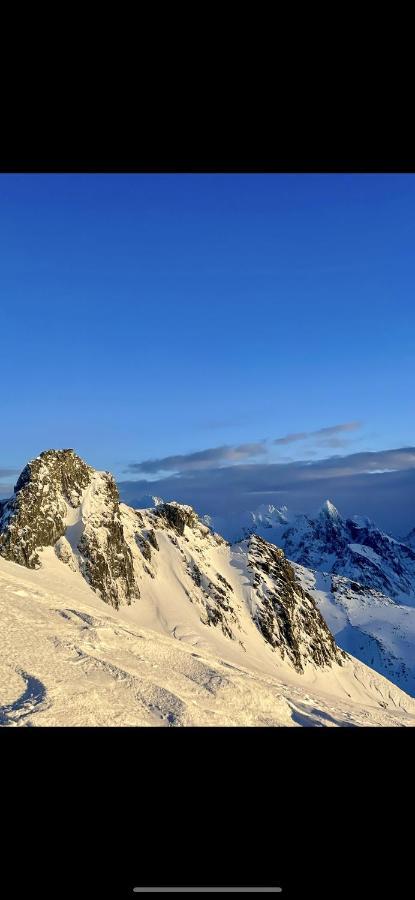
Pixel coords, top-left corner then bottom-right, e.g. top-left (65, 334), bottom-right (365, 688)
top-left (1, 157), bottom-right (415, 172)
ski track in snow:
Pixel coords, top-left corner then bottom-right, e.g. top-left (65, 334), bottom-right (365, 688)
top-left (0, 670), bottom-right (47, 726)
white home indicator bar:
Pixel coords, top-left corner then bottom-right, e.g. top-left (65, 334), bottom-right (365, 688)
top-left (133, 889), bottom-right (282, 894)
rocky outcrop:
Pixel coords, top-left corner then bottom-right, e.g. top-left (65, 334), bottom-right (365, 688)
top-left (0, 450), bottom-right (139, 609)
top-left (146, 528), bottom-right (159, 551)
top-left (55, 536), bottom-right (78, 572)
top-left (77, 472), bottom-right (139, 609)
top-left (246, 534), bottom-right (346, 671)
top-left (0, 449), bottom-right (92, 568)
top-left (186, 560), bottom-right (239, 640)
top-left (155, 502), bottom-right (199, 535)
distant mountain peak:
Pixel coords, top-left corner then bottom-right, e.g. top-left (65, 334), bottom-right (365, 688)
top-left (318, 499), bottom-right (341, 520)
top-left (129, 493), bottom-right (164, 510)
top-left (253, 503), bottom-right (290, 525)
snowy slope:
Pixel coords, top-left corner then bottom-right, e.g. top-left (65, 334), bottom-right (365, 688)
top-left (0, 450), bottom-right (415, 726)
top-left (293, 565), bottom-right (415, 697)
top-left (1, 551), bottom-right (415, 727)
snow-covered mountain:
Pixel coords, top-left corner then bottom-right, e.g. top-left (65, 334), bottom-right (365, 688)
top-left (201, 503), bottom-right (291, 544)
top-left (280, 500), bottom-right (415, 604)
top-left (203, 500), bottom-right (415, 696)
top-left (206, 500), bottom-right (415, 602)
top-left (1, 450), bottom-right (415, 726)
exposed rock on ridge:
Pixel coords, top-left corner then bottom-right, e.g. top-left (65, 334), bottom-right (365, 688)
top-left (0, 449), bottom-right (92, 568)
top-left (155, 502), bottom-right (200, 535)
top-left (77, 471), bottom-right (139, 609)
top-left (246, 534), bottom-right (346, 671)
top-left (0, 450), bottom-right (139, 609)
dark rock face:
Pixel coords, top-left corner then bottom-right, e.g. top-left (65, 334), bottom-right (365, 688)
top-left (0, 449), bottom-right (92, 568)
top-left (135, 529), bottom-right (157, 563)
top-left (136, 536), bottom-right (152, 562)
top-left (77, 472), bottom-right (139, 610)
top-left (186, 561), bottom-right (239, 640)
top-left (146, 528), bottom-right (159, 551)
top-left (247, 535), bottom-right (345, 671)
top-left (155, 502), bottom-right (199, 535)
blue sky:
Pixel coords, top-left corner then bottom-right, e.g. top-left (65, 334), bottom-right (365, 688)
top-left (1, 173), bottom-right (414, 532)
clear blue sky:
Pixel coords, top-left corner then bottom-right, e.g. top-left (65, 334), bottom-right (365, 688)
top-left (1, 173), bottom-right (414, 529)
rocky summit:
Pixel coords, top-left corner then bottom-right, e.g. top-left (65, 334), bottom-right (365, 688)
top-left (0, 449), bottom-right (139, 609)
top-left (0, 450), bottom-right (92, 568)
top-left (0, 448), bottom-right (346, 673)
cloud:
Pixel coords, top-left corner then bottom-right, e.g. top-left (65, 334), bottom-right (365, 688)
top-left (118, 446), bottom-right (415, 538)
top-left (311, 421), bottom-right (363, 438)
top-left (0, 482), bottom-right (14, 499)
top-left (127, 442), bottom-right (267, 475)
top-left (0, 468), bottom-right (20, 499)
top-left (273, 421), bottom-right (362, 446)
top-left (128, 423), bottom-right (364, 477)
top-left (318, 437), bottom-right (354, 449)
top-left (273, 432), bottom-right (309, 445)
top-left (0, 468), bottom-right (19, 479)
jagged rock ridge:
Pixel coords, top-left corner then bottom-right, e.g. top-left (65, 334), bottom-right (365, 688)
top-left (0, 449), bottom-right (348, 676)
top-left (245, 534), bottom-right (345, 671)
